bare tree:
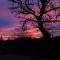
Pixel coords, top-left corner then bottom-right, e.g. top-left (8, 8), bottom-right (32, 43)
top-left (8, 0), bottom-right (60, 39)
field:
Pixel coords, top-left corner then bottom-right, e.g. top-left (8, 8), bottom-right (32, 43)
top-left (0, 37), bottom-right (60, 56)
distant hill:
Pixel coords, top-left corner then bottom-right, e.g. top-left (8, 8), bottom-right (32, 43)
top-left (0, 37), bottom-right (60, 55)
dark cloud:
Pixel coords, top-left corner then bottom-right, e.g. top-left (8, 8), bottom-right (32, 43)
top-left (0, 18), bottom-right (14, 28)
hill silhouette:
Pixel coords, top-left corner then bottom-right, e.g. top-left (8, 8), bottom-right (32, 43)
top-left (0, 37), bottom-right (60, 57)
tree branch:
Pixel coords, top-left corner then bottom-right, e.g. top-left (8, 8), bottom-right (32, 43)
top-left (22, 19), bottom-right (37, 31)
top-left (37, 0), bottom-right (41, 9)
top-left (19, 0), bottom-right (32, 13)
top-left (25, 0), bottom-right (35, 15)
top-left (45, 7), bottom-right (60, 13)
top-left (42, 20), bottom-right (60, 23)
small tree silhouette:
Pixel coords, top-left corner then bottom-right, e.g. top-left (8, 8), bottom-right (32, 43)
top-left (8, 0), bottom-right (60, 39)
top-left (0, 35), bottom-right (3, 40)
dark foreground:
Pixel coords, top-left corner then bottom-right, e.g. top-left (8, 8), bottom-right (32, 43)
top-left (0, 37), bottom-right (60, 59)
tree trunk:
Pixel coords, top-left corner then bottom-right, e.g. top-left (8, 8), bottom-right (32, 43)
top-left (36, 16), bottom-right (51, 39)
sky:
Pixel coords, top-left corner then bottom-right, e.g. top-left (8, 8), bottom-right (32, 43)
top-left (0, 0), bottom-right (60, 40)
top-left (0, 0), bottom-right (21, 40)
top-left (0, 0), bottom-right (43, 40)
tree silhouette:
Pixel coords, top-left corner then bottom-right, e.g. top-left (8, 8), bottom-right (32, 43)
top-left (8, 0), bottom-right (60, 39)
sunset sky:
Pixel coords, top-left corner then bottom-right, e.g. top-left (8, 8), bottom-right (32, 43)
top-left (0, 0), bottom-right (60, 40)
